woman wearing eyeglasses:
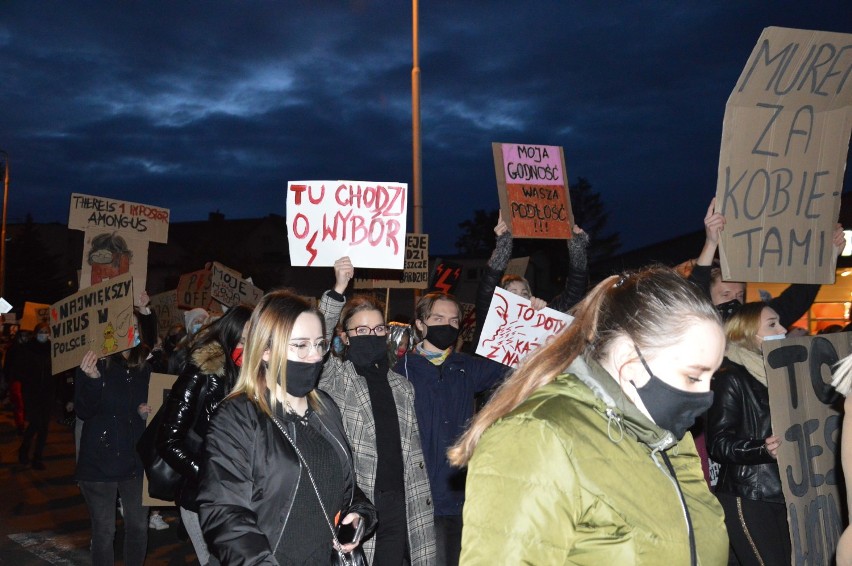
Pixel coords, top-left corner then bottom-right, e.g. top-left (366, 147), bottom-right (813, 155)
top-left (317, 257), bottom-right (436, 566)
top-left (196, 290), bottom-right (377, 565)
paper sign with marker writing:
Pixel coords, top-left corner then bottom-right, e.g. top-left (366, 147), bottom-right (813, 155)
top-left (210, 262), bottom-right (264, 307)
top-left (476, 287), bottom-right (573, 369)
top-left (69, 193), bottom-right (170, 243)
top-left (493, 143), bottom-right (573, 239)
top-left (287, 180), bottom-right (408, 268)
top-left (48, 273), bottom-right (135, 375)
top-left (716, 27), bottom-right (852, 284)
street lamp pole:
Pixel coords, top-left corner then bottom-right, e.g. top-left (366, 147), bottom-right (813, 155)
top-left (0, 151), bottom-right (7, 299)
top-left (412, 0), bottom-right (422, 236)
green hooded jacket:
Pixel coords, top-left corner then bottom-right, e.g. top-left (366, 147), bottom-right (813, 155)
top-left (460, 356), bottom-right (728, 565)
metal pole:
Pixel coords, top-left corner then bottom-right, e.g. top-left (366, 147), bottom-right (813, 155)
top-left (0, 151), bottom-right (8, 299)
top-left (412, 0), bottom-right (422, 236)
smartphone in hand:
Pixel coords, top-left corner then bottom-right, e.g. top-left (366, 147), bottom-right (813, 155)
top-left (336, 519), bottom-right (363, 544)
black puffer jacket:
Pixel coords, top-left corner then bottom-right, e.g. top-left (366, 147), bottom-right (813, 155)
top-left (706, 359), bottom-right (783, 503)
top-left (197, 391), bottom-right (378, 566)
top-left (157, 341), bottom-right (234, 510)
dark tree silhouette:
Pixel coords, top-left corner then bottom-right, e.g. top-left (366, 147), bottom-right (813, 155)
top-left (5, 214), bottom-right (71, 306)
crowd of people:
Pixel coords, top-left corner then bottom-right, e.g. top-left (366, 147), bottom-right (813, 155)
top-left (2, 202), bottom-right (852, 566)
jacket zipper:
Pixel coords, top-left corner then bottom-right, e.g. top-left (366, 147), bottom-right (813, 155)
top-left (650, 447), bottom-right (697, 566)
top-left (272, 419), bottom-right (301, 554)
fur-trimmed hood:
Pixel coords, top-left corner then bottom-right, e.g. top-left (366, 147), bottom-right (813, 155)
top-left (190, 341), bottom-right (227, 377)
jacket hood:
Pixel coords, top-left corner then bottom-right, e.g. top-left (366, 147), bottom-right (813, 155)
top-left (565, 356), bottom-right (676, 452)
top-left (190, 341), bottom-right (227, 376)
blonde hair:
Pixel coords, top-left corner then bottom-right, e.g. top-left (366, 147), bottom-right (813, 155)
top-left (723, 301), bottom-right (766, 354)
top-left (228, 290), bottom-right (324, 417)
top-left (500, 274), bottom-right (531, 297)
top-left (448, 266), bottom-right (721, 467)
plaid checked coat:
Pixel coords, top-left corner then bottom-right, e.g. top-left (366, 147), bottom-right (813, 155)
top-left (319, 291), bottom-right (437, 565)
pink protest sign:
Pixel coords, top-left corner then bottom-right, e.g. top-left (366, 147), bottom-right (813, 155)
top-left (493, 143), bottom-right (573, 239)
top-left (286, 180), bottom-right (408, 268)
top-left (475, 287), bottom-right (573, 368)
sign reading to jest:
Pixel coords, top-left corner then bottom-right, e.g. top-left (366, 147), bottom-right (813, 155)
top-left (69, 193), bottom-right (170, 243)
top-left (716, 27), bottom-right (852, 284)
top-left (476, 287), bottom-right (573, 368)
top-left (286, 181), bottom-right (408, 268)
top-left (48, 273), bottom-right (135, 374)
top-left (493, 143), bottom-right (573, 239)
top-left (763, 333), bottom-right (851, 565)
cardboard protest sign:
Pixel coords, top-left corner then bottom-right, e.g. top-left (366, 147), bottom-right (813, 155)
top-left (142, 372), bottom-right (178, 507)
top-left (459, 302), bottom-right (477, 343)
top-left (353, 233), bottom-right (430, 290)
top-left (210, 262), bottom-right (264, 308)
top-left (493, 143), bottom-right (573, 239)
top-left (716, 27), bottom-right (852, 284)
top-left (287, 181), bottom-right (408, 268)
top-left (476, 287), bottom-right (573, 368)
top-left (149, 290), bottom-right (182, 339)
top-left (505, 256), bottom-right (530, 278)
top-left (428, 260), bottom-right (463, 295)
top-left (69, 193), bottom-right (170, 243)
top-left (48, 273), bottom-right (135, 375)
top-left (79, 229), bottom-right (149, 293)
top-left (763, 333), bottom-right (851, 565)
top-left (176, 268), bottom-right (214, 310)
top-left (20, 302), bottom-right (50, 331)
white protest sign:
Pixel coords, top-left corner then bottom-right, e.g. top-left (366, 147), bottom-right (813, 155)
top-left (475, 287), bottom-right (573, 368)
top-left (286, 180), bottom-right (408, 268)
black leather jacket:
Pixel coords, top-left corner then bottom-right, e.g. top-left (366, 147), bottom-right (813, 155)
top-left (157, 341), bottom-right (234, 510)
top-left (706, 359), bottom-right (784, 503)
top-left (197, 391), bottom-right (378, 566)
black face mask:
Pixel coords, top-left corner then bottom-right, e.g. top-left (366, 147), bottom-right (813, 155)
top-left (633, 348), bottom-right (714, 440)
top-left (347, 335), bottom-right (387, 367)
top-left (715, 299), bottom-right (742, 322)
top-left (285, 360), bottom-right (323, 397)
top-left (424, 324), bottom-right (459, 351)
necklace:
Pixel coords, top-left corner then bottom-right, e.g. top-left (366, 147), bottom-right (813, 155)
top-left (285, 400), bottom-right (310, 426)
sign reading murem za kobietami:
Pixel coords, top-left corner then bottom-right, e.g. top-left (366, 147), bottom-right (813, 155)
top-left (287, 181), bottom-right (408, 268)
top-left (716, 27), bottom-right (852, 284)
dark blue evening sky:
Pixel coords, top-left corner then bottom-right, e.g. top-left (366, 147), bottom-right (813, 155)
top-left (1, 1), bottom-right (850, 255)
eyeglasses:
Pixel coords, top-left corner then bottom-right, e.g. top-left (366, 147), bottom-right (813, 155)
top-left (288, 339), bottom-right (331, 359)
top-left (346, 324), bottom-right (389, 336)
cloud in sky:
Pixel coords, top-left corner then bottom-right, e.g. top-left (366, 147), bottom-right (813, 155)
top-left (0, 1), bottom-right (850, 255)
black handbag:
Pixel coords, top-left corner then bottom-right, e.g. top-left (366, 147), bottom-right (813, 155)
top-left (136, 392), bottom-right (204, 502)
top-left (270, 415), bottom-right (368, 566)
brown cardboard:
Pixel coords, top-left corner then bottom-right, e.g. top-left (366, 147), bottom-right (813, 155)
top-left (149, 290), bottom-right (182, 339)
top-left (716, 27), bottom-right (852, 284)
top-left (176, 268), bottom-right (214, 310)
top-left (353, 233), bottom-right (430, 290)
top-left (492, 142), bottom-right (573, 239)
top-left (20, 302), bottom-right (50, 331)
top-left (763, 333), bottom-right (851, 563)
top-left (79, 229), bottom-right (149, 294)
top-left (142, 372), bottom-right (178, 507)
top-left (68, 193), bottom-right (170, 243)
top-left (48, 273), bottom-right (135, 374)
top-left (505, 256), bottom-right (530, 278)
top-left (210, 262), bottom-right (264, 308)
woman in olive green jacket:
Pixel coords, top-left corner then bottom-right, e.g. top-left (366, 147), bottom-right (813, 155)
top-left (449, 267), bottom-right (729, 565)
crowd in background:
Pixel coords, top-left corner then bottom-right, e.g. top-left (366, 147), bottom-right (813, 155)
top-left (1, 202), bottom-right (851, 566)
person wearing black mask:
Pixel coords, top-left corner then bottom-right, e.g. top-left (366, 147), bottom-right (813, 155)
top-left (688, 198), bottom-right (845, 324)
top-left (394, 288), bottom-right (508, 566)
top-left (197, 290), bottom-right (377, 565)
top-left (318, 257), bottom-right (436, 565)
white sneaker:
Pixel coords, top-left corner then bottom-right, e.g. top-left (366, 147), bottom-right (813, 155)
top-left (149, 513), bottom-right (169, 530)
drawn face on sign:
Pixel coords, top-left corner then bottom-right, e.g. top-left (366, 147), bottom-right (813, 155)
top-left (88, 233), bottom-right (133, 284)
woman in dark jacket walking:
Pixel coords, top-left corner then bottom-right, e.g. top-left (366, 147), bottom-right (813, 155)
top-left (706, 301), bottom-right (789, 565)
top-left (17, 322), bottom-right (54, 469)
top-left (157, 304), bottom-right (252, 566)
top-left (197, 291), bottom-right (377, 565)
top-left (76, 309), bottom-right (152, 566)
